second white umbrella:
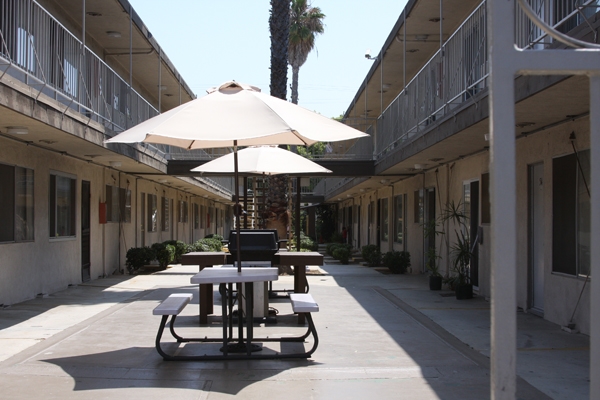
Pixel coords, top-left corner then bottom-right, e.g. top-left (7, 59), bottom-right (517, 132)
top-left (191, 146), bottom-right (332, 175)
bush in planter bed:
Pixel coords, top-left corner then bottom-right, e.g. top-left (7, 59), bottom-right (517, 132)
top-left (125, 246), bottom-right (155, 273)
top-left (151, 242), bottom-right (176, 269)
top-left (382, 250), bottom-right (411, 274)
top-left (192, 237), bottom-right (223, 252)
top-left (162, 240), bottom-right (187, 262)
top-left (332, 247), bottom-right (351, 264)
top-left (361, 245), bottom-right (382, 267)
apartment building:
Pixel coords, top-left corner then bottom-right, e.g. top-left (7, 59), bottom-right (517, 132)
top-left (319, 0), bottom-right (597, 337)
top-left (0, 0), bottom-right (234, 306)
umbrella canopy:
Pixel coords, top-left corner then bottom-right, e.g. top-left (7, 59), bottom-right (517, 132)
top-left (191, 146), bottom-right (332, 175)
top-left (105, 81), bottom-right (368, 274)
top-left (105, 81), bottom-right (368, 149)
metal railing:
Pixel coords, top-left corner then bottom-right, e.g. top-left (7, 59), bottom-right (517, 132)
top-left (375, 0), bottom-right (488, 160)
top-left (375, 0), bottom-right (596, 161)
top-left (0, 0), bottom-right (159, 134)
top-left (515, 0), bottom-right (600, 49)
top-left (0, 0), bottom-right (232, 196)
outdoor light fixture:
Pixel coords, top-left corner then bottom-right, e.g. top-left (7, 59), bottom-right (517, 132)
top-left (484, 134), bottom-right (490, 141)
top-left (380, 179), bottom-right (390, 184)
top-left (106, 31), bottom-right (121, 38)
top-left (414, 164), bottom-right (424, 170)
top-left (6, 126), bottom-right (28, 135)
top-left (109, 161), bottom-right (122, 167)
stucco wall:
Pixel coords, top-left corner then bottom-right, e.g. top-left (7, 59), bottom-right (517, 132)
top-left (516, 116), bottom-right (591, 334)
top-left (0, 136), bottom-right (224, 306)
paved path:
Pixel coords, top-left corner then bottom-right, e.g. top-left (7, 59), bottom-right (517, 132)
top-left (0, 262), bottom-right (589, 399)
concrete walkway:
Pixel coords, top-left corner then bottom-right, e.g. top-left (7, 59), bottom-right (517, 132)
top-left (0, 261), bottom-right (589, 399)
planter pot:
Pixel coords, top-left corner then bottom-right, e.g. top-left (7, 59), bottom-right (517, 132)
top-left (455, 284), bottom-right (473, 300)
top-left (429, 275), bottom-right (443, 290)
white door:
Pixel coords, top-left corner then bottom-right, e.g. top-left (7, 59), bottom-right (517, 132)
top-left (529, 163), bottom-right (545, 313)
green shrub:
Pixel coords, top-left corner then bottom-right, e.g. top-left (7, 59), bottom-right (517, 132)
top-left (382, 251), bottom-right (411, 274)
top-left (192, 238), bottom-right (223, 252)
top-left (162, 240), bottom-right (187, 262)
top-left (151, 242), bottom-right (175, 269)
top-left (205, 233), bottom-right (224, 242)
top-left (125, 246), bottom-right (155, 273)
top-left (361, 245), bottom-right (381, 267)
top-left (332, 247), bottom-right (350, 264)
top-left (326, 243), bottom-right (338, 255)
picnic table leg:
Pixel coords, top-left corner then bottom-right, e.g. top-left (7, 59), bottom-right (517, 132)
top-left (245, 282), bottom-right (254, 356)
top-left (219, 283), bottom-right (228, 356)
top-left (198, 264), bottom-right (214, 324)
top-left (294, 264), bottom-right (307, 324)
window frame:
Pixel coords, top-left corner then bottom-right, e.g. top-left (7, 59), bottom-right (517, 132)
top-left (394, 194), bottom-right (405, 244)
top-left (49, 170), bottom-right (76, 239)
top-left (0, 163), bottom-right (35, 243)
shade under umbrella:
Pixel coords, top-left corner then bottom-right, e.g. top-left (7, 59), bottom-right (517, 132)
top-left (191, 146), bottom-right (332, 175)
top-left (106, 81), bottom-right (368, 273)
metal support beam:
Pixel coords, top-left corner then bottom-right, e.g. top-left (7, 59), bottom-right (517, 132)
top-left (488, 1), bottom-right (517, 398)
top-left (590, 74), bottom-right (600, 400)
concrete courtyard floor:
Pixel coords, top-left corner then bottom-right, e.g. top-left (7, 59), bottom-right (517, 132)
top-left (0, 261), bottom-right (589, 399)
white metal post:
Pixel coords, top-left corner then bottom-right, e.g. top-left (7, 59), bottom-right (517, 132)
top-left (589, 74), bottom-right (600, 400)
top-left (488, 0), bottom-right (517, 398)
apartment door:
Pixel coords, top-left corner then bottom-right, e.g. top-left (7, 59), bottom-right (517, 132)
top-left (529, 163), bottom-right (545, 314)
top-left (81, 180), bottom-right (91, 282)
top-left (140, 193), bottom-right (145, 247)
top-left (423, 188), bottom-right (436, 273)
top-left (467, 181), bottom-right (480, 288)
top-left (357, 205), bottom-right (361, 248)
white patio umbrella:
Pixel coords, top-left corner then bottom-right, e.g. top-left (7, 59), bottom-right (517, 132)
top-left (106, 81), bottom-right (368, 272)
top-left (190, 145), bottom-right (332, 175)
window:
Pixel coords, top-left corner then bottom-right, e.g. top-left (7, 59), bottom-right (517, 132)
top-left (481, 173), bottom-right (490, 224)
top-left (380, 198), bottom-right (389, 242)
top-left (50, 172), bottom-right (76, 238)
top-left (552, 150), bottom-right (590, 276)
top-left (178, 200), bottom-right (188, 223)
top-left (147, 194), bottom-right (157, 232)
top-left (0, 164), bottom-right (34, 242)
top-left (394, 194), bottom-right (404, 244)
top-left (194, 203), bottom-right (199, 229)
top-left (414, 190), bottom-right (423, 223)
top-left (105, 185), bottom-right (131, 222)
top-left (161, 196), bottom-right (170, 231)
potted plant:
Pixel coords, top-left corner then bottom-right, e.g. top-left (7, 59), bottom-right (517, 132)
top-left (444, 201), bottom-right (473, 299)
top-left (425, 246), bottom-right (443, 290)
top-left (383, 250), bottom-right (411, 274)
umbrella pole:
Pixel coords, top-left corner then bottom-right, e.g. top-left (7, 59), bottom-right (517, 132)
top-left (234, 140), bottom-right (241, 273)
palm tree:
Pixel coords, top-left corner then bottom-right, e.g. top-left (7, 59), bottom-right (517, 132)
top-left (269, 0), bottom-right (290, 101)
top-left (266, 0), bottom-right (291, 243)
top-left (288, 0), bottom-right (325, 105)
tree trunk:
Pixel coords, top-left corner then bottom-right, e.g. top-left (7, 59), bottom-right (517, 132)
top-left (268, 0), bottom-right (291, 251)
top-left (269, 0), bottom-right (290, 101)
top-left (291, 64), bottom-right (300, 104)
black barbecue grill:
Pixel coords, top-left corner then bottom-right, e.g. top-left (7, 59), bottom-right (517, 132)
top-left (228, 230), bottom-right (279, 263)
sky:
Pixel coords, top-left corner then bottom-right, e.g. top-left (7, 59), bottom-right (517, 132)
top-left (128, 0), bottom-right (408, 119)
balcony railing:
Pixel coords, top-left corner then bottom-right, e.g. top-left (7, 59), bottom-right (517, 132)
top-left (0, 0), bottom-right (231, 195)
top-left (0, 0), bottom-right (160, 134)
top-left (376, 0), bottom-right (488, 160)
